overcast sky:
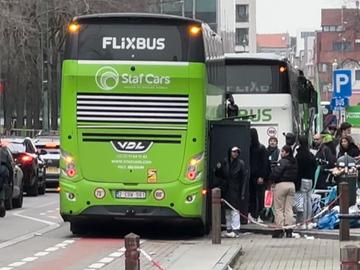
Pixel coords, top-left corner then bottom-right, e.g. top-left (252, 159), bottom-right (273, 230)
top-left (256, 0), bottom-right (350, 35)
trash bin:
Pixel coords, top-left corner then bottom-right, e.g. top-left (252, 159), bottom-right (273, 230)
top-left (336, 174), bottom-right (357, 206)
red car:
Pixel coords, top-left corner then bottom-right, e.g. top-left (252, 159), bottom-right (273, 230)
top-left (3, 138), bottom-right (46, 196)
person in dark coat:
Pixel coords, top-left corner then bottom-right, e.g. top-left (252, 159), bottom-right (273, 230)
top-left (295, 135), bottom-right (317, 191)
top-left (226, 94), bottom-right (239, 118)
top-left (249, 128), bottom-right (269, 223)
top-left (313, 133), bottom-right (336, 189)
top-left (270, 145), bottom-right (298, 238)
top-left (215, 146), bottom-right (247, 238)
top-left (267, 136), bottom-right (280, 169)
top-left (338, 136), bottom-right (360, 158)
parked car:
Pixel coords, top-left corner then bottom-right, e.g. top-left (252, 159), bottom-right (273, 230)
top-left (0, 144), bottom-right (24, 209)
top-left (33, 135), bottom-right (60, 189)
top-left (2, 137), bottom-right (46, 196)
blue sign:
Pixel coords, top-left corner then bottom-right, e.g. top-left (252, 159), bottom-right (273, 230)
top-left (331, 97), bottom-right (349, 110)
top-left (333, 69), bottom-right (352, 97)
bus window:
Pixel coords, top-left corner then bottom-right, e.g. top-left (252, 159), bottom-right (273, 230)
top-left (225, 64), bottom-right (289, 94)
top-left (66, 21), bottom-right (205, 62)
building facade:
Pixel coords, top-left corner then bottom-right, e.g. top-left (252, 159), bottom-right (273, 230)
top-left (234, 0), bottom-right (256, 53)
top-left (256, 33), bottom-right (292, 58)
top-left (315, 7), bottom-right (360, 104)
top-left (159, 0), bottom-right (236, 52)
top-left (296, 30), bottom-right (316, 82)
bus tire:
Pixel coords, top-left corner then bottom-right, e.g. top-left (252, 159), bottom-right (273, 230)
top-left (70, 222), bottom-right (83, 235)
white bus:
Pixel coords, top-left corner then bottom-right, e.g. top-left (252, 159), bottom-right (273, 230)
top-left (225, 53), bottom-right (317, 147)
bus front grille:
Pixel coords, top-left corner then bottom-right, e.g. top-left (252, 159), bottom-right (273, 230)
top-left (76, 93), bottom-right (188, 126)
top-left (81, 132), bottom-right (182, 144)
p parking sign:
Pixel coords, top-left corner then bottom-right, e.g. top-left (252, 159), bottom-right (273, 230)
top-left (333, 70), bottom-right (352, 98)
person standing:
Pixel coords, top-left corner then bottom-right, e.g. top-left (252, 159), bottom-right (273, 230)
top-left (215, 146), bottom-right (247, 238)
top-left (226, 94), bottom-right (239, 118)
top-left (249, 128), bottom-right (269, 223)
top-left (267, 136), bottom-right (280, 168)
top-left (296, 135), bottom-right (317, 190)
top-left (338, 136), bottom-right (360, 158)
top-left (313, 133), bottom-right (336, 189)
top-left (270, 145), bottom-right (298, 238)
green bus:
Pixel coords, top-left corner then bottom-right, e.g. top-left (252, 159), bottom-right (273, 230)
top-left (59, 13), bottom-right (225, 233)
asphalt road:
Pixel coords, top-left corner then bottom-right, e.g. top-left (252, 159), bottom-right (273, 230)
top-left (0, 192), bottom-right (207, 270)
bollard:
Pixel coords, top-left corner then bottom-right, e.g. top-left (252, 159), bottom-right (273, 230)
top-left (340, 245), bottom-right (359, 270)
top-left (212, 187), bottom-right (221, 244)
top-left (125, 232), bottom-right (140, 270)
top-left (340, 182), bottom-right (350, 241)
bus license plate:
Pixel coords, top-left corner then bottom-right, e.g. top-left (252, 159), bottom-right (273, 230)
top-left (115, 191), bottom-right (146, 199)
top-left (47, 167), bottom-right (60, 174)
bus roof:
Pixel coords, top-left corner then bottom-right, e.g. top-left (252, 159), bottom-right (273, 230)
top-left (73, 13), bottom-right (203, 25)
top-left (224, 53), bottom-right (287, 62)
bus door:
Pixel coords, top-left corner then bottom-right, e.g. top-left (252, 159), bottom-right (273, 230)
top-left (207, 120), bottom-right (250, 225)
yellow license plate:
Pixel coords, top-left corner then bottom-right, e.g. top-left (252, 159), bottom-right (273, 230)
top-left (47, 167), bottom-right (60, 174)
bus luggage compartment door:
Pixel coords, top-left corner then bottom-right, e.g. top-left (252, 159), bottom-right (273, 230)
top-left (206, 120), bottom-right (251, 225)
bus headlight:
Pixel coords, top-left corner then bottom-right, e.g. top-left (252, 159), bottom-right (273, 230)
top-left (61, 151), bottom-right (77, 178)
top-left (186, 153), bottom-right (204, 181)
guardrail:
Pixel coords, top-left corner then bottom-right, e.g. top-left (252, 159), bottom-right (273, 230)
top-left (2, 129), bottom-right (59, 138)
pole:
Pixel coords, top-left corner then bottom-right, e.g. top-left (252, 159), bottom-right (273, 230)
top-left (181, 0), bottom-right (185, 17)
top-left (192, 0), bottom-right (195, 19)
top-left (125, 233), bottom-right (140, 270)
top-left (340, 182), bottom-right (350, 241)
top-left (211, 188), bottom-right (221, 244)
top-left (340, 245), bottom-right (359, 270)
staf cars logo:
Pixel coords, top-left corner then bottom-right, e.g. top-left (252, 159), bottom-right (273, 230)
top-left (111, 140), bottom-right (153, 153)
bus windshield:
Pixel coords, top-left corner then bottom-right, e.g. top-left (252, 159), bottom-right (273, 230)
top-left (226, 64), bottom-right (289, 94)
top-left (66, 22), bottom-right (205, 62)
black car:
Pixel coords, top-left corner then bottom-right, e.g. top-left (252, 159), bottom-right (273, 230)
top-left (33, 136), bottom-right (60, 189)
top-left (0, 145), bottom-right (24, 209)
top-left (3, 137), bottom-right (46, 196)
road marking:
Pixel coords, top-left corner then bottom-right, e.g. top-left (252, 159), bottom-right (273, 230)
top-left (13, 212), bottom-right (57, 226)
top-left (8, 262), bottom-right (26, 267)
top-left (34, 251), bottom-right (49, 257)
top-left (88, 263), bottom-right (105, 269)
top-left (83, 245), bottom-right (137, 270)
top-left (98, 257), bottom-right (114, 263)
top-left (0, 224), bottom-right (60, 249)
top-left (22, 257), bottom-right (38, 262)
top-left (4, 239), bottom-right (76, 269)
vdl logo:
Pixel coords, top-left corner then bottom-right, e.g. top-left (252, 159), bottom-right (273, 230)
top-left (95, 66), bottom-right (119, 91)
top-left (111, 140), bottom-right (153, 153)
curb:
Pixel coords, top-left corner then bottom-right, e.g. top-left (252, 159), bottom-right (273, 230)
top-left (213, 246), bottom-right (243, 270)
top-left (240, 226), bottom-right (360, 240)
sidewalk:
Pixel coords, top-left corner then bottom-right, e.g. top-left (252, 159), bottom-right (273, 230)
top-left (103, 237), bottom-right (242, 270)
top-left (233, 234), bottom-right (340, 270)
top-left (241, 223), bottom-right (360, 240)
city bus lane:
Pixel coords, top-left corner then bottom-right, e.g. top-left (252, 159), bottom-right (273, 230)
top-left (0, 222), bottom-right (126, 270)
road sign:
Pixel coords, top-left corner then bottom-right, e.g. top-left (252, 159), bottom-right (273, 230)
top-left (331, 97), bottom-right (349, 110)
top-left (333, 69), bottom-right (352, 97)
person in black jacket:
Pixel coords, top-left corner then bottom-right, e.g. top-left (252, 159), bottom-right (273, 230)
top-left (313, 133), bottom-right (336, 189)
top-left (295, 135), bottom-right (317, 191)
top-left (267, 136), bottom-right (280, 168)
top-left (270, 145), bottom-right (298, 238)
top-left (338, 135), bottom-right (360, 158)
top-left (215, 146), bottom-right (247, 238)
top-left (249, 128), bottom-right (269, 223)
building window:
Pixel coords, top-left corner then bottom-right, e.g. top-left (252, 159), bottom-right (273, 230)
top-left (356, 70), bottom-right (360, 81)
top-left (332, 41), bottom-right (352, 52)
top-left (322, 25), bottom-right (342, 32)
top-left (236, 28), bottom-right (249, 47)
top-left (236, 5), bottom-right (249, 22)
